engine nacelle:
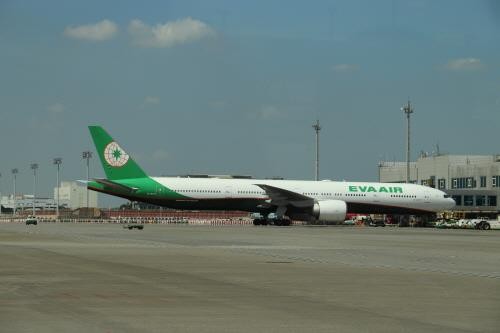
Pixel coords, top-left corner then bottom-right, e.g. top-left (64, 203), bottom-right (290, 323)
top-left (312, 200), bottom-right (347, 222)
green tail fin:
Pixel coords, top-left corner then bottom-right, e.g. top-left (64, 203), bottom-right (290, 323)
top-left (88, 126), bottom-right (147, 180)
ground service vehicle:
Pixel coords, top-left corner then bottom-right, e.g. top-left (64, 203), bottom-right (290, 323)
top-left (123, 224), bottom-right (144, 230)
top-left (369, 219), bottom-right (386, 227)
top-left (25, 216), bottom-right (38, 225)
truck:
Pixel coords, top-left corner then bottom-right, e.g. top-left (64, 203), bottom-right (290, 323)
top-left (472, 219), bottom-right (500, 230)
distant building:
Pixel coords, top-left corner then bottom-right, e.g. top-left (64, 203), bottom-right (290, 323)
top-left (0, 181), bottom-right (98, 212)
top-left (379, 154), bottom-right (500, 214)
top-left (1, 194), bottom-right (57, 211)
top-left (54, 181), bottom-right (98, 210)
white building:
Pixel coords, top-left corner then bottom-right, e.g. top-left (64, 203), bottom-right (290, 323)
top-left (54, 181), bottom-right (98, 209)
top-left (379, 154), bottom-right (500, 214)
top-left (1, 194), bottom-right (57, 211)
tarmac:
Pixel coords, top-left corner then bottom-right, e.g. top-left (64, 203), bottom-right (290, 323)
top-left (0, 222), bottom-right (499, 332)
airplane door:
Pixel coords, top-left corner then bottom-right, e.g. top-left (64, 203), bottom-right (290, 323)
top-left (224, 185), bottom-right (233, 198)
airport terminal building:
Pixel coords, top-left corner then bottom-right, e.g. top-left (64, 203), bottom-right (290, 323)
top-left (379, 154), bottom-right (500, 216)
top-left (1, 181), bottom-right (97, 212)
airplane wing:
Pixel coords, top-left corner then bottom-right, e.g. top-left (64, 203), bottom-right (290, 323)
top-left (255, 184), bottom-right (314, 208)
top-left (92, 178), bottom-right (139, 193)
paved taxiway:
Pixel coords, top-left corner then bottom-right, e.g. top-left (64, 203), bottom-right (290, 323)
top-left (0, 222), bottom-right (499, 332)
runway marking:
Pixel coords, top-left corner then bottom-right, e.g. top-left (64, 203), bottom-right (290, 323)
top-left (265, 261), bottom-right (293, 264)
top-left (227, 247), bottom-right (500, 280)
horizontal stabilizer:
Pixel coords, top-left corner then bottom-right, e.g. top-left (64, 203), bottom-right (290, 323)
top-left (91, 178), bottom-right (138, 193)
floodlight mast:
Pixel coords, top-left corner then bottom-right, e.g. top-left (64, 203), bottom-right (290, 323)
top-left (11, 168), bottom-right (18, 216)
top-left (53, 158), bottom-right (62, 218)
top-left (30, 163), bottom-right (38, 216)
top-left (82, 151), bottom-right (92, 210)
top-left (401, 100), bottom-right (414, 184)
top-left (0, 172), bottom-right (2, 215)
top-left (312, 120), bottom-right (321, 181)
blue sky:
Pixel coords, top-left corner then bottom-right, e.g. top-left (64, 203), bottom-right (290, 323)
top-left (0, 0), bottom-right (499, 207)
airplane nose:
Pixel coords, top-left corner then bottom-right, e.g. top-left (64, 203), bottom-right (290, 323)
top-left (447, 198), bottom-right (456, 209)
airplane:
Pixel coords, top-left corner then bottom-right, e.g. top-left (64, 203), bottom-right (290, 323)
top-left (87, 126), bottom-right (455, 226)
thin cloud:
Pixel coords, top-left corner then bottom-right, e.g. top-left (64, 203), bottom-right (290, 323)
top-left (144, 96), bottom-right (160, 105)
top-left (29, 103), bottom-right (66, 130)
top-left (152, 149), bottom-right (169, 161)
top-left (128, 17), bottom-right (215, 48)
top-left (64, 20), bottom-right (118, 41)
top-left (140, 96), bottom-right (160, 109)
top-left (47, 103), bottom-right (65, 114)
top-left (445, 58), bottom-right (484, 71)
top-left (209, 100), bottom-right (228, 109)
top-left (332, 64), bottom-right (360, 72)
top-left (249, 105), bottom-right (284, 120)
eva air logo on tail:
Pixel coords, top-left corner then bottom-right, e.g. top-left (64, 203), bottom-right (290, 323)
top-left (104, 142), bottom-right (129, 167)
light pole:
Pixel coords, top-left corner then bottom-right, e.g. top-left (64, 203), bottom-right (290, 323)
top-left (53, 158), bottom-right (62, 218)
top-left (30, 163), bottom-right (38, 216)
top-left (12, 168), bottom-right (18, 216)
top-left (401, 100), bottom-right (414, 184)
top-left (312, 120), bottom-right (321, 181)
top-left (0, 172), bottom-right (2, 215)
top-left (82, 151), bottom-right (92, 210)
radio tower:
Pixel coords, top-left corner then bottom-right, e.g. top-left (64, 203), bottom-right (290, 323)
top-left (312, 120), bottom-right (321, 181)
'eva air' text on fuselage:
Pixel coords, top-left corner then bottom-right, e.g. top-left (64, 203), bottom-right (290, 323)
top-left (348, 186), bottom-right (403, 193)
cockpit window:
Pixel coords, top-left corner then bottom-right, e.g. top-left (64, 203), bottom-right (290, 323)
top-left (444, 194), bottom-right (451, 198)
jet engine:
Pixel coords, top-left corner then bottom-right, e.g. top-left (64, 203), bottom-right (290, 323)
top-left (312, 200), bottom-right (347, 222)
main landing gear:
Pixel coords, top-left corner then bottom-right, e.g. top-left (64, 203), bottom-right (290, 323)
top-left (252, 218), bottom-right (291, 226)
top-left (253, 219), bottom-right (267, 226)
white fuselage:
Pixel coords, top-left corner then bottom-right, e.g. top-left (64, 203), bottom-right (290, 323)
top-left (151, 177), bottom-right (455, 214)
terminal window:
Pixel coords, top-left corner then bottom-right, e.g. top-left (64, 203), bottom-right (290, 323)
top-left (480, 176), bottom-right (486, 188)
top-left (493, 176), bottom-right (499, 188)
top-left (452, 177), bottom-right (476, 189)
top-left (438, 179), bottom-right (446, 189)
top-left (463, 195), bottom-right (474, 206)
top-left (475, 195), bottom-right (486, 206)
top-left (488, 196), bottom-right (497, 206)
top-left (452, 195), bottom-right (462, 206)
